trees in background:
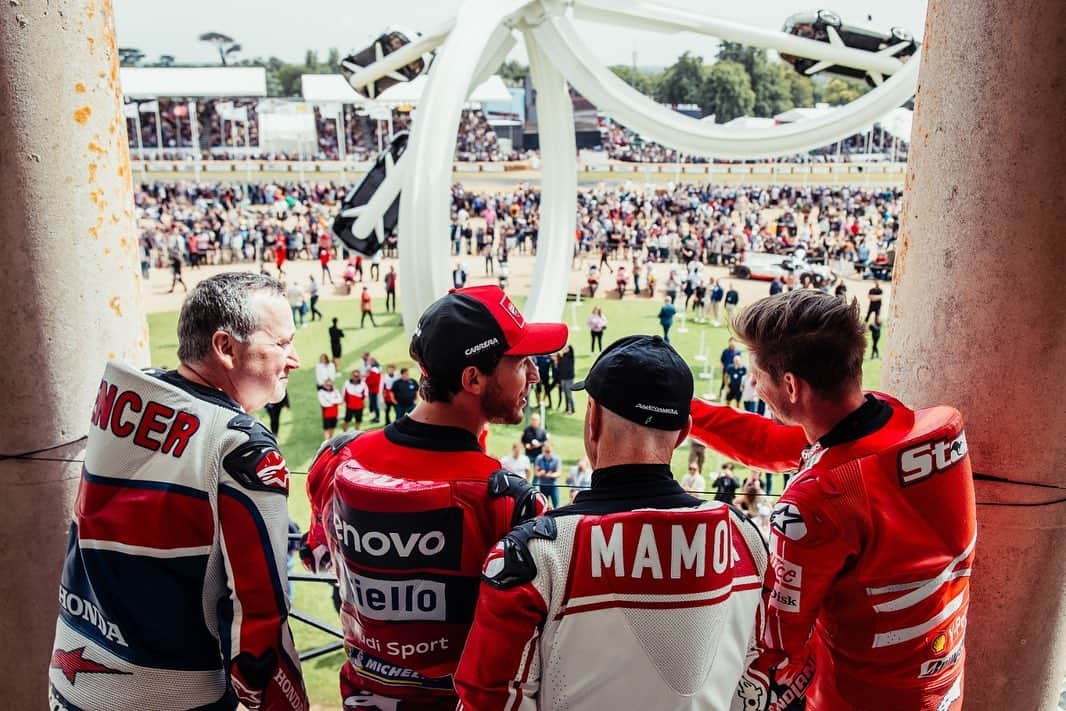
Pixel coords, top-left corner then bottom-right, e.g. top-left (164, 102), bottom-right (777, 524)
top-left (130, 36), bottom-right (873, 103)
top-left (198, 32), bottom-right (242, 66)
top-left (701, 60), bottom-right (755, 122)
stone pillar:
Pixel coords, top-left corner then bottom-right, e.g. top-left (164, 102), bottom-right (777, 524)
top-left (883, 1), bottom-right (1066, 708)
top-left (0, 1), bottom-right (147, 706)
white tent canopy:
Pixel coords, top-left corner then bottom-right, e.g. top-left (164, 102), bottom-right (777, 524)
top-left (774, 104), bottom-right (834, 123)
top-left (301, 73), bottom-right (512, 107)
top-left (300, 74), bottom-right (362, 103)
top-left (774, 103), bottom-right (912, 142)
top-left (120, 67), bottom-right (267, 98)
top-left (878, 107), bottom-right (913, 140)
top-left (257, 100), bottom-right (316, 154)
top-left (722, 116), bottom-right (777, 129)
top-left (377, 73), bottom-right (512, 106)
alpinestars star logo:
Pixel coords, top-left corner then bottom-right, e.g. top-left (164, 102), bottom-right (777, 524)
top-left (770, 503), bottom-right (808, 541)
top-left (50, 647), bottom-right (130, 684)
top-left (256, 450), bottom-right (290, 491)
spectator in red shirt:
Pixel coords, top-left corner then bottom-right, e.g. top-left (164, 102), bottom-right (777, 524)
top-left (317, 378), bottom-right (343, 439)
top-left (359, 286), bottom-right (377, 327)
top-left (364, 358), bottom-right (382, 424)
top-left (318, 243), bottom-right (332, 284)
top-left (274, 234), bottom-right (286, 277)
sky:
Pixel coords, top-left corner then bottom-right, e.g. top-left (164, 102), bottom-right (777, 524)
top-left (112, 0), bottom-right (928, 69)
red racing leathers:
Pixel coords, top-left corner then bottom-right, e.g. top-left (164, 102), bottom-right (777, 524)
top-left (304, 418), bottom-right (546, 709)
top-left (691, 393), bottom-right (976, 711)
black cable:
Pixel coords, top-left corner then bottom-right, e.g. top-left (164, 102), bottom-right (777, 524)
top-left (0, 436), bottom-right (88, 463)
top-left (973, 472), bottom-right (1066, 491)
top-left (977, 498), bottom-right (1066, 508)
top-left (0, 454), bottom-right (791, 498)
top-left (31, 453), bottom-right (1066, 506)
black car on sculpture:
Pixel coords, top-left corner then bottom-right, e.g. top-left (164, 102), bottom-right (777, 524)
top-left (781, 10), bottom-right (919, 86)
top-left (340, 29), bottom-right (427, 99)
top-left (332, 132), bottom-right (408, 256)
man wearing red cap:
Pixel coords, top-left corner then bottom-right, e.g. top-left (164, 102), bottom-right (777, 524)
top-left (302, 285), bottom-right (567, 710)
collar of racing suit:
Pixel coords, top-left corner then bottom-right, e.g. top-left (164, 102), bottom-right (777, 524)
top-left (554, 464), bottom-right (704, 516)
top-left (384, 415), bottom-right (484, 452)
top-left (152, 368), bottom-right (243, 412)
top-left (816, 393), bottom-right (894, 449)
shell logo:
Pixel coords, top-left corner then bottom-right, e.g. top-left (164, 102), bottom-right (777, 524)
top-left (930, 632), bottom-right (948, 655)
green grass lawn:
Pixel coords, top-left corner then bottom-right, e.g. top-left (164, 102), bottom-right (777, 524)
top-left (148, 295), bottom-right (883, 708)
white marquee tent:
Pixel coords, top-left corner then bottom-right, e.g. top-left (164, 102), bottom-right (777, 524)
top-left (300, 73), bottom-right (512, 107)
top-left (119, 67), bottom-right (266, 98)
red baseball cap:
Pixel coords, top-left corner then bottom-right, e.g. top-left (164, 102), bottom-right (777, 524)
top-left (410, 285), bottom-right (568, 375)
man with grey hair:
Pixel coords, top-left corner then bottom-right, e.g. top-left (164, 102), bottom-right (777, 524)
top-left (49, 272), bottom-right (308, 711)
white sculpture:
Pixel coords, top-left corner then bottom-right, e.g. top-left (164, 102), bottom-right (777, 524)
top-left (346, 0), bottom-right (921, 332)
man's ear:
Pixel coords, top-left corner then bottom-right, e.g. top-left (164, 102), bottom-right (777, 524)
top-left (587, 398), bottom-right (603, 444)
top-left (782, 372), bottom-right (802, 405)
top-left (460, 366), bottom-right (483, 395)
top-left (211, 331), bottom-right (238, 370)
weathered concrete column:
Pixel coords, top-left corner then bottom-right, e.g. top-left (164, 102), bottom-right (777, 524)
top-left (883, 1), bottom-right (1066, 708)
top-left (0, 1), bottom-right (147, 706)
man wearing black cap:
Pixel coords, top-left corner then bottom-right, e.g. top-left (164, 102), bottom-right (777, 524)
top-left (455, 335), bottom-right (768, 711)
top-left (302, 285), bottom-right (567, 710)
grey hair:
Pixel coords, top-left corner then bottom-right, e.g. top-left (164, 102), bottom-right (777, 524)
top-left (177, 272), bottom-right (285, 363)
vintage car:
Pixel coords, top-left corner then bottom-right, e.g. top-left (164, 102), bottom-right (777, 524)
top-left (731, 250), bottom-right (836, 287)
top-left (781, 10), bottom-right (919, 86)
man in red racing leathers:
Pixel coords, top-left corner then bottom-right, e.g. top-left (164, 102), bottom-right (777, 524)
top-left (691, 290), bottom-right (976, 711)
top-left (303, 285), bottom-right (566, 710)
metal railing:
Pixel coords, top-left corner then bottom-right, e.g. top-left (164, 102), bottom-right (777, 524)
top-left (287, 534), bottom-right (345, 662)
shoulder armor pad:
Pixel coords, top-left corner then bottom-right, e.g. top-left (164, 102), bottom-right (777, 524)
top-left (312, 430), bottom-right (361, 462)
top-left (481, 516), bottom-right (557, 590)
top-left (223, 415), bottom-right (290, 494)
top-left (227, 412), bottom-right (272, 437)
top-left (326, 430), bottom-right (361, 455)
top-left (309, 431), bottom-right (362, 474)
top-left (488, 469), bottom-right (540, 527)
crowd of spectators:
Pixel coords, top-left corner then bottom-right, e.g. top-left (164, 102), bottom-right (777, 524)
top-left (596, 115), bottom-right (908, 164)
top-left (454, 108), bottom-right (504, 161)
top-left (136, 178), bottom-right (900, 295)
top-left (598, 116), bottom-right (684, 163)
top-left (134, 181), bottom-right (343, 274)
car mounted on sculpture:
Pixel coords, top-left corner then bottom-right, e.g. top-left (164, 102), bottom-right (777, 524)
top-left (781, 9), bottom-right (919, 86)
top-left (332, 132), bottom-right (408, 256)
top-left (731, 251), bottom-right (835, 287)
top-left (340, 28), bottom-right (428, 99)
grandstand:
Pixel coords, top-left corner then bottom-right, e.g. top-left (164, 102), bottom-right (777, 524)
top-left (119, 66), bottom-right (911, 168)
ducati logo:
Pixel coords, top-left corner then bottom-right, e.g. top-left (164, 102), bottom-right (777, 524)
top-left (499, 294), bottom-right (525, 328)
top-left (770, 503), bottom-right (807, 541)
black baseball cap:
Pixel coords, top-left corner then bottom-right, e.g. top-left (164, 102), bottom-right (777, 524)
top-left (410, 285), bottom-right (568, 376)
top-left (573, 335), bottom-right (693, 431)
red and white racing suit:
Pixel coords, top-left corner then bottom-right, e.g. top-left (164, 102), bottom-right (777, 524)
top-left (691, 393), bottom-right (976, 711)
top-left (304, 417), bottom-right (546, 710)
top-left (49, 362), bottom-right (307, 711)
top-left (454, 465), bottom-right (769, 711)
